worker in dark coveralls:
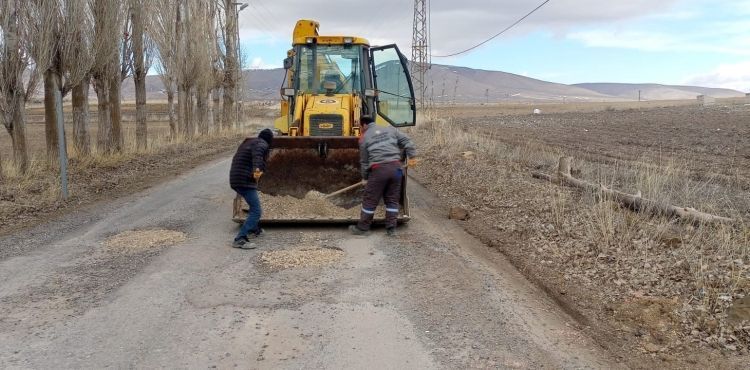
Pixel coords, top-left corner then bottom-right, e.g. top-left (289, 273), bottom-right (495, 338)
top-left (350, 117), bottom-right (417, 236)
top-left (230, 128), bottom-right (273, 249)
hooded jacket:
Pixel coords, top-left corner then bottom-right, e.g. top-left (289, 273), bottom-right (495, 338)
top-left (230, 129), bottom-right (272, 189)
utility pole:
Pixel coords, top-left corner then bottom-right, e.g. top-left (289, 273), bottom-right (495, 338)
top-left (485, 88), bottom-right (489, 105)
top-left (54, 88), bottom-right (68, 199)
top-left (430, 79), bottom-right (434, 109)
top-left (440, 80), bottom-right (445, 105)
top-left (452, 75), bottom-right (459, 105)
top-left (411, 0), bottom-right (430, 110)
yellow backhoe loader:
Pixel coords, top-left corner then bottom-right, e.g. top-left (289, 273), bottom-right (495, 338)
top-left (232, 19), bottom-right (417, 224)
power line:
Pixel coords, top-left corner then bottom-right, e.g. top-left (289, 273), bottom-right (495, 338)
top-left (244, 2), bottom-right (278, 37)
top-left (432, 0), bottom-right (551, 58)
top-left (249, 0), bottom-right (280, 28)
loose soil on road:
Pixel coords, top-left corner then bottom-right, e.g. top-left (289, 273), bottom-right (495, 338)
top-left (0, 157), bottom-right (616, 369)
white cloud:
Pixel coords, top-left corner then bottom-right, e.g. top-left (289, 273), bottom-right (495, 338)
top-left (237, 0), bottom-right (680, 56)
top-left (685, 61), bottom-right (750, 92)
top-left (568, 23), bottom-right (750, 56)
top-left (568, 30), bottom-right (675, 51)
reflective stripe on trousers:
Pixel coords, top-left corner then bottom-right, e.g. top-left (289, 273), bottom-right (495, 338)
top-left (357, 162), bottom-right (403, 230)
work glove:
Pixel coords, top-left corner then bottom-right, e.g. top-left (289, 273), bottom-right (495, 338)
top-left (406, 157), bottom-right (419, 168)
top-left (253, 168), bottom-right (263, 181)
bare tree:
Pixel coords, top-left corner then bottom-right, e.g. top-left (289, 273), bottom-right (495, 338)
top-left (222, 0), bottom-right (237, 129)
top-left (175, 0), bottom-right (216, 138)
top-left (151, 0), bottom-right (178, 139)
top-left (40, 0), bottom-right (97, 161)
top-left (91, 0), bottom-right (123, 154)
top-left (110, 9), bottom-right (133, 152)
top-left (175, 0), bottom-right (189, 137)
top-left (61, 0), bottom-right (96, 156)
top-left (0, 1), bottom-right (55, 172)
top-left (131, 0), bottom-right (150, 150)
top-left (211, 2), bottom-right (226, 131)
top-left (194, 0), bottom-right (220, 136)
top-left (30, 0), bottom-right (65, 164)
top-left (0, 1), bottom-right (30, 172)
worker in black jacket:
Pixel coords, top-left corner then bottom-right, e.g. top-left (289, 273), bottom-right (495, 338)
top-left (230, 128), bottom-right (273, 249)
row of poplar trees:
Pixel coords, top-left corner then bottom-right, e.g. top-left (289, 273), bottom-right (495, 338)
top-left (0, 0), bottom-right (243, 174)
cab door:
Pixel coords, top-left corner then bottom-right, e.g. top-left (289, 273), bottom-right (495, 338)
top-left (369, 45), bottom-right (416, 127)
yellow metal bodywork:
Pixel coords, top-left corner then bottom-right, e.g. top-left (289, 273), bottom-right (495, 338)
top-left (274, 19), bottom-right (370, 136)
top-left (274, 94), bottom-right (361, 136)
top-left (293, 19), bottom-right (319, 40)
top-left (234, 19), bottom-right (410, 225)
top-left (292, 19), bottom-right (369, 46)
top-left (293, 36), bottom-right (370, 46)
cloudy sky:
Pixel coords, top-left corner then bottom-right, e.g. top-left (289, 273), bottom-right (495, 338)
top-left (237, 0), bottom-right (750, 91)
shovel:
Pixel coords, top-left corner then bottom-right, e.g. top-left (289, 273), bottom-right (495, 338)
top-left (324, 181), bottom-right (367, 199)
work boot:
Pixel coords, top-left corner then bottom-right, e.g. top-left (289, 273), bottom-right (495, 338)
top-left (232, 237), bottom-right (257, 250)
top-left (385, 227), bottom-right (397, 237)
top-left (349, 225), bottom-right (370, 236)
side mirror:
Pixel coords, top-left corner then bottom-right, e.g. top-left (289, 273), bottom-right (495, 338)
top-left (283, 57), bottom-right (293, 70)
top-left (281, 88), bottom-right (295, 97)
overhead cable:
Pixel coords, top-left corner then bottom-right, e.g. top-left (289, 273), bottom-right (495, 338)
top-left (432, 0), bottom-right (551, 58)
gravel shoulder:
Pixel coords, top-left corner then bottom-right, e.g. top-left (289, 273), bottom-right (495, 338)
top-left (0, 156), bottom-right (616, 368)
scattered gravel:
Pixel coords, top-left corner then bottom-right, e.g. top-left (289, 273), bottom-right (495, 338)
top-left (259, 247), bottom-right (344, 269)
top-left (259, 192), bottom-right (387, 219)
top-left (104, 229), bottom-right (187, 251)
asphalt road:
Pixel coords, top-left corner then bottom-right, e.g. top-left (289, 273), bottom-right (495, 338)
top-left (0, 157), bottom-right (618, 369)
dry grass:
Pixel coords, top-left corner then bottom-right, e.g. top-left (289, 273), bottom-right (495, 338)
top-left (0, 103), bottom-right (272, 234)
top-left (412, 105), bottom-right (750, 353)
top-left (1, 123), bottom-right (253, 205)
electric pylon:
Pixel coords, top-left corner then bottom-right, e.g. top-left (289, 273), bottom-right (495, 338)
top-left (411, 0), bottom-right (430, 110)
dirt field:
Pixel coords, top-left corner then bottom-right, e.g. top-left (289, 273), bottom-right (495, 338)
top-left (411, 102), bottom-right (750, 367)
top-left (448, 104), bottom-right (750, 215)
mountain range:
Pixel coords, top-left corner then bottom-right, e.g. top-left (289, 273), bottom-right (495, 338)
top-left (120, 64), bottom-right (746, 103)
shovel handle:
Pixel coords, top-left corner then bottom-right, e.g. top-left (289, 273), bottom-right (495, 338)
top-left (324, 181), bottom-right (366, 199)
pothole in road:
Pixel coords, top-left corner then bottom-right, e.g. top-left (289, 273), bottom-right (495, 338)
top-left (103, 229), bottom-right (187, 251)
top-left (259, 246), bottom-right (344, 269)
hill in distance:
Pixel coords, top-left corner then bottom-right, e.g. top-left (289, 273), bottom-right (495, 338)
top-left (573, 83), bottom-right (744, 101)
top-left (120, 64), bottom-right (745, 103)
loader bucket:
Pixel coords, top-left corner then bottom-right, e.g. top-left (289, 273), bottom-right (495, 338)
top-left (232, 137), bottom-right (411, 224)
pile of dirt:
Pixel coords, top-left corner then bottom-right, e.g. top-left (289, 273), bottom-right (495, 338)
top-left (259, 247), bottom-right (344, 269)
top-left (259, 193), bottom-right (386, 219)
top-left (104, 229), bottom-right (186, 251)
